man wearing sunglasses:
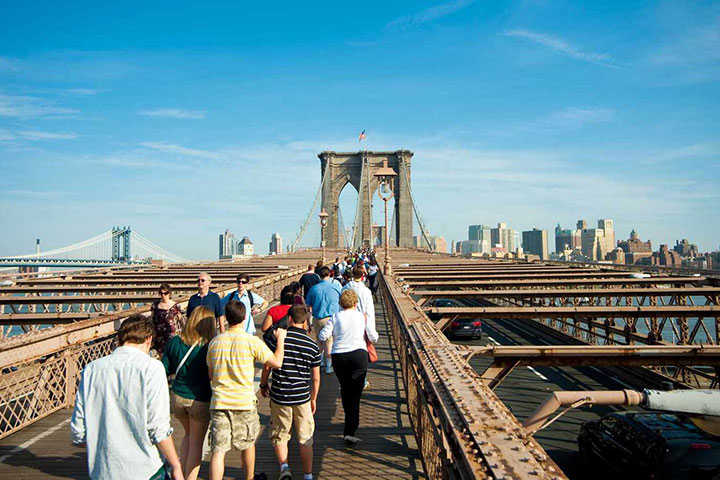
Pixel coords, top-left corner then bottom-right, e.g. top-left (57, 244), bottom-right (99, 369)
top-left (221, 273), bottom-right (269, 336)
top-left (187, 272), bottom-right (226, 332)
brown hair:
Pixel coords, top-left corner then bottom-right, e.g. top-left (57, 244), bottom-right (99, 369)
top-left (117, 314), bottom-right (154, 345)
top-left (289, 305), bottom-right (309, 324)
top-left (181, 306), bottom-right (216, 345)
top-left (352, 265), bottom-right (365, 280)
top-left (339, 289), bottom-right (358, 309)
top-left (225, 300), bottom-right (247, 326)
top-left (159, 283), bottom-right (172, 295)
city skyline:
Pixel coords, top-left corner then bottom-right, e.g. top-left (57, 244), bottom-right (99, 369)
top-left (1, 1), bottom-right (718, 258)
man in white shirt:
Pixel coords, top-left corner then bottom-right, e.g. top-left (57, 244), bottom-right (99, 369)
top-left (71, 314), bottom-right (183, 480)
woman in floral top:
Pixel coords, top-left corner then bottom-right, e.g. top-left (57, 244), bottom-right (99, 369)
top-left (151, 283), bottom-right (183, 355)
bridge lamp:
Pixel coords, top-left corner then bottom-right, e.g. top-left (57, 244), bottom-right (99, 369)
top-left (374, 160), bottom-right (397, 275)
top-left (319, 208), bottom-right (329, 263)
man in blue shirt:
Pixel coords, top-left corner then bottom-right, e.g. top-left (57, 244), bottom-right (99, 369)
top-left (305, 266), bottom-right (341, 374)
top-left (187, 272), bottom-right (225, 331)
top-left (221, 273), bottom-right (268, 335)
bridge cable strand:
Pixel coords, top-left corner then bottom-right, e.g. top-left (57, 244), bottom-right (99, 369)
top-left (129, 232), bottom-right (190, 263)
top-left (289, 162), bottom-right (330, 252)
top-left (350, 157), bottom-right (366, 250)
top-left (399, 160), bottom-right (433, 251)
top-left (6, 230), bottom-right (115, 259)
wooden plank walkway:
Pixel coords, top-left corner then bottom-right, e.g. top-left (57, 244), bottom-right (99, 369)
top-left (0, 300), bottom-right (425, 479)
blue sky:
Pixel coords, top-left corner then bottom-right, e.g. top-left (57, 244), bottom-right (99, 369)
top-left (1, 0), bottom-right (718, 258)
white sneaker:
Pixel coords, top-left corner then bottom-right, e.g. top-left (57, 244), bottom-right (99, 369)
top-left (326, 364), bottom-right (334, 374)
top-left (278, 466), bottom-right (291, 480)
top-left (344, 435), bottom-right (362, 444)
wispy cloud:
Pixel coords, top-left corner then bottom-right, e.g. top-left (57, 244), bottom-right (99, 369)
top-left (0, 93), bottom-right (80, 118)
top-left (4, 189), bottom-right (77, 199)
top-left (386, 0), bottom-right (475, 30)
top-left (0, 129), bottom-right (15, 141)
top-left (490, 107), bottom-right (615, 136)
top-left (139, 108), bottom-right (206, 120)
top-left (17, 130), bottom-right (78, 140)
top-left (504, 29), bottom-right (618, 68)
top-left (139, 141), bottom-right (222, 159)
top-left (66, 88), bottom-right (101, 96)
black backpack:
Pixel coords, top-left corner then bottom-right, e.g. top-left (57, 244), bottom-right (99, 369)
top-left (262, 311), bottom-right (290, 347)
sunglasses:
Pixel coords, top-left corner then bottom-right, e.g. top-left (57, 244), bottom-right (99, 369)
top-left (238, 279), bottom-right (248, 284)
top-left (197, 279), bottom-right (207, 283)
top-left (159, 291), bottom-right (170, 295)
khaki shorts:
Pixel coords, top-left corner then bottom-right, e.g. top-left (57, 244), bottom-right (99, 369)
top-left (171, 392), bottom-right (210, 422)
top-left (209, 408), bottom-right (260, 453)
top-left (314, 317), bottom-right (333, 353)
top-left (269, 400), bottom-right (315, 446)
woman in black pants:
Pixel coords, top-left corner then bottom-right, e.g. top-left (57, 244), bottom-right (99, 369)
top-left (318, 289), bottom-right (379, 443)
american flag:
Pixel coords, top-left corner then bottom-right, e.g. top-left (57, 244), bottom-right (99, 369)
top-left (358, 130), bottom-right (367, 142)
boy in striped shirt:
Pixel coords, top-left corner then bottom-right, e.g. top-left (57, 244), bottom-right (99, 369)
top-left (207, 300), bottom-right (286, 480)
top-left (260, 305), bottom-right (321, 480)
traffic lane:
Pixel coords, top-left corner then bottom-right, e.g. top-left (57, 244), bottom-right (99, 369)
top-left (454, 319), bottom-right (653, 480)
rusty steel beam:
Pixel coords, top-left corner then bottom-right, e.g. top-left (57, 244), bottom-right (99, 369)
top-left (460, 344), bottom-right (720, 366)
top-left (427, 305), bottom-right (720, 318)
top-left (412, 287), bottom-right (720, 299)
top-left (0, 313), bottom-right (96, 325)
top-left (0, 267), bottom-right (304, 369)
top-left (0, 294), bottom-right (162, 305)
top-left (382, 272), bottom-right (569, 479)
top-left (405, 277), bottom-right (706, 288)
top-left (0, 285), bottom-right (219, 294)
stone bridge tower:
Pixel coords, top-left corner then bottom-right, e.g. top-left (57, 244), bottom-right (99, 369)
top-left (319, 150), bottom-right (413, 249)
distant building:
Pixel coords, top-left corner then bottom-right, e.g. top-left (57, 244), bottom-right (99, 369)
top-left (219, 229), bottom-right (236, 259)
top-left (522, 228), bottom-right (549, 260)
top-left (458, 239), bottom-right (489, 255)
top-left (491, 222), bottom-right (516, 252)
top-left (413, 235), bottom-right (448, 253)
top-left (373, 224), bottom-right (386, 246)
top-left (651, 244), bottom-right (682, 266)
top-left (468, 225), bottom-right (491, 243)
top-left (554, 223), bottom-right (581, 253)
top-left (238, 236), bottom-right (254, 256)
top-left (578, 218), bottom-right (615, 261)
top-left (269, 233), bottom-right (282, 255)
top-left (617, 229), bottom-right (652, 264)
top-left (674, 239), bottom-right (699, 257)
top-left (606, 247), bottom-right (626, 264)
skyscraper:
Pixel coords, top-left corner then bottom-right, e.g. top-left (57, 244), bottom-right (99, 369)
top-left (491, 222), bottom-right (516, 252)
top-left (238, 236), bottom-right (254, 256)
top-left (219, 229), bottom-right (236, 259)
top-left (468, 225), bottom-right (491, 243)
top-left (579, 218), bottom-right (615, 261)
top-left (522, 228), bottom-right (549, 260)
top-left (269, 233), bottom-right (282, 255)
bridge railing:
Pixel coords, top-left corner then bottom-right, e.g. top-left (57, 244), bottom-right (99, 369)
top-left (378, 271), bottom-right (567, 480)
top-left (0, 267), bottom-right (304, 440)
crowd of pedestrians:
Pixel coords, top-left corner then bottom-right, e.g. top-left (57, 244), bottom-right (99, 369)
top-left (71, 251), bottom-right (380, 480)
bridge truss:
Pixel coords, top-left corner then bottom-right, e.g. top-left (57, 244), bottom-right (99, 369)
top-left (1, 249), bottom-right (719, 479)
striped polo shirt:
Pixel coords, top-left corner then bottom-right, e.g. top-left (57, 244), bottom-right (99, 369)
top-left (265, 327), bottom-right (321, 405)
top-left (207, 328), bottom-right (273, 410)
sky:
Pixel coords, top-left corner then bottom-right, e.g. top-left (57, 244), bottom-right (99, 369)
top-left (0, 0), bottom-right (718, 258)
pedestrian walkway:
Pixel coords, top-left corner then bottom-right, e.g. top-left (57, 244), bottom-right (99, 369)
top-left (0, 300), bottom-right (425, 479)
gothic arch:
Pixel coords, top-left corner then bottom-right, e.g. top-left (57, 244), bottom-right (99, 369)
top-left (319, 150), bottom-right (413, 249)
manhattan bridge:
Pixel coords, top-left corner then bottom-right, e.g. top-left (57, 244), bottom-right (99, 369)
top-left (1, 150), bottom-right (719, 480)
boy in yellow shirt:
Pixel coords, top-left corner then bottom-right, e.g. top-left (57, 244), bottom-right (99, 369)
top-left (207, 300), bottom-right (286, 480)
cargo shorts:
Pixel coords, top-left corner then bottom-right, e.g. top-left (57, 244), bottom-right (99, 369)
top-left (269, 400), bottom-right (315, 446)
top-left (209, 408), bottom-right (260, 453)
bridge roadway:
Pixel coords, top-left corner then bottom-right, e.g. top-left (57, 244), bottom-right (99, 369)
top-left (0, 297), bottom-right (426, 479)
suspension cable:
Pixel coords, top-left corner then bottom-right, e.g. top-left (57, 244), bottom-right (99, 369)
top-left (400, 160), bottom-right (433, 251)
top-left (290, 163), bottom-right (329, 252)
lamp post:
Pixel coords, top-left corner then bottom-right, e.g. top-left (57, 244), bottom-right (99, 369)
top-left (374, 160), bottom-right (397, 275)
top-left (319, 208), bottom-right (328, 263)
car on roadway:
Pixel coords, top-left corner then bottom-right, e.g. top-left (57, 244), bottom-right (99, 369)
top-left (446, 317), bottom-right (482, 340)
top-left (577, 411), bottom-right (720, 479)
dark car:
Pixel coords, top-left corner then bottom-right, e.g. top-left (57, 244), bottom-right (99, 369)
top-left (578, 411), bottom-right (720, 480)
top-left (425, 298), bottom-right (460, 321)
top-left (446, 318), bottom-right (482, 339)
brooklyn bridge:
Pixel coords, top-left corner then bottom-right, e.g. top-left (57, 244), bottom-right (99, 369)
top-left (1, 151), bottom-right (719, 479)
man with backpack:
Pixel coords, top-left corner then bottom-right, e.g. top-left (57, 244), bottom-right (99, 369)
top-left (260, 306), bottom-right (321, 480)
top-left (221, 273), bottom-right (268, 335)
